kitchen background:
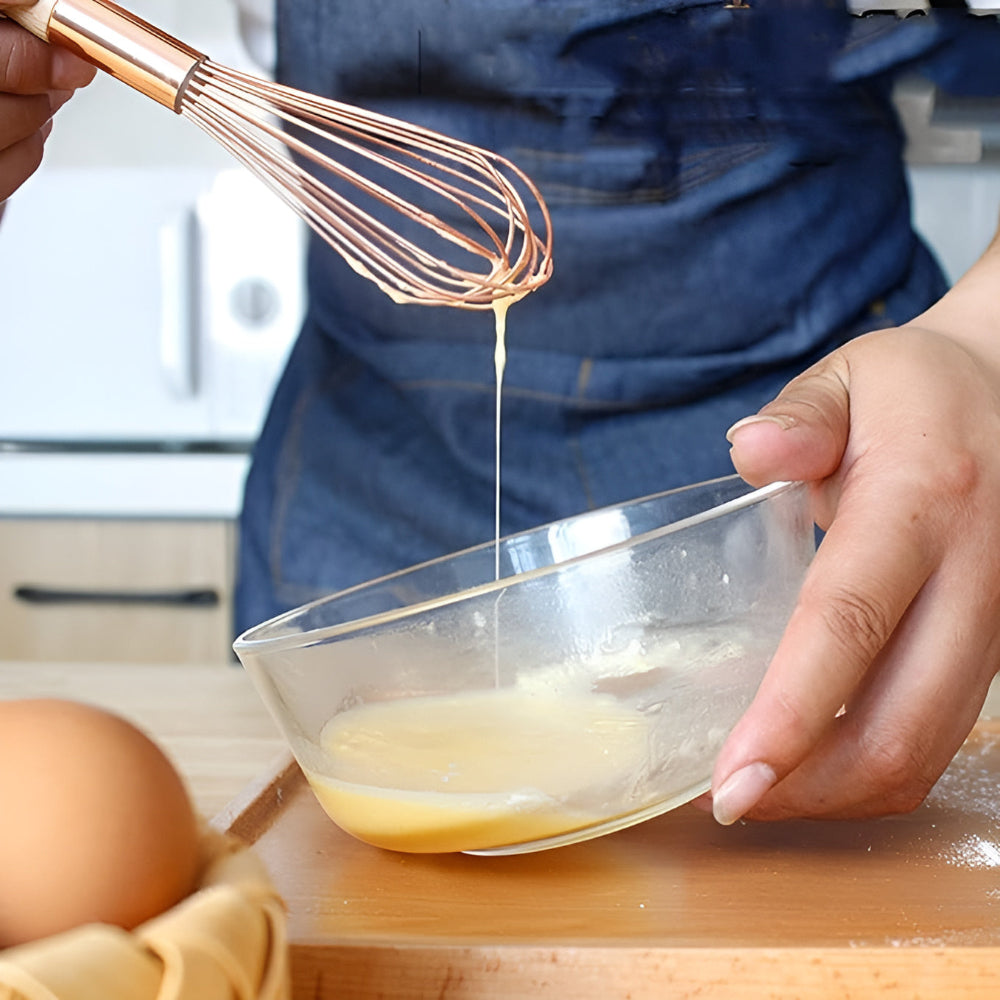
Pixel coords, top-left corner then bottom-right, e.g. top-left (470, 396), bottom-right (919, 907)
top-left (1, 1), bottom-right (999, 665)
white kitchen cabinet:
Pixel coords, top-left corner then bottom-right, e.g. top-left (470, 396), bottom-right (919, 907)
top-left (0, 518), bottom-right (237, 664)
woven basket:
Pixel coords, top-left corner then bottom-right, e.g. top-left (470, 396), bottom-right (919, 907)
top-left (0, 827), bottom-right (289, 1000)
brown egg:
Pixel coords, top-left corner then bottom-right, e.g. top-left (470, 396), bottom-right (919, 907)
top-left (0, 698), bottom-right (201, 948)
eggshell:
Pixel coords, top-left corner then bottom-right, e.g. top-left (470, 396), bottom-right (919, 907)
top-left (0, 698), bottom-right (201, 948)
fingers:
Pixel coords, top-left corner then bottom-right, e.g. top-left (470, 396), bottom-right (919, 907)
top-left (0, 87), bottom-right (62, 144)
top-left (735, 538), bottom-right (999, 821)
top-left (714, 328), bottom-right (1000, 824)
top-left (0, 20), bottom-right (95, 200)
top-left (711, 474), bottom-right (935, 823)
top-left (0, 22), bottom-right (96, 93)
top-left (726, 352), bottom-right (851, 495)
top-left (0, 121), bottom-right (44, 199)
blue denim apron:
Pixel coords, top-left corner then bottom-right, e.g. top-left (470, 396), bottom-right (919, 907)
top-left (234, 1), bottom-right (995, 633)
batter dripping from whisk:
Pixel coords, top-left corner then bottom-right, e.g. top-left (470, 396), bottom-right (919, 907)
top-left (492, 296), bottom-right (516, 582)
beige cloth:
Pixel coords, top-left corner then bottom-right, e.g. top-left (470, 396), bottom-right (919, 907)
top-left (0, 829), bottom-right (289, 1000)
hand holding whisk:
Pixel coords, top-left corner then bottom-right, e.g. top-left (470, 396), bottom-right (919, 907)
top-left (6, 0), bottom-right (553, 308)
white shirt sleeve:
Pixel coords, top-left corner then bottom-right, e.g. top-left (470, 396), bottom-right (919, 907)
top-left (230, 0), bottom-right (277, 73)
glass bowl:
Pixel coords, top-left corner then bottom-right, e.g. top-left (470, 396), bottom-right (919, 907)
top-left (234, 475), bottom-right (814, 855)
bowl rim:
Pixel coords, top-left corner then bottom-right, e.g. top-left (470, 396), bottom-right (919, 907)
top-left (233, 476), bottom-right (802, 654)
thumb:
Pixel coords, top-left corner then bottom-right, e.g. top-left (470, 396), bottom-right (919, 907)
top-left (727, 352), bottom-right (852, 488)
top-left (0, 8), bottom-right (97, 92)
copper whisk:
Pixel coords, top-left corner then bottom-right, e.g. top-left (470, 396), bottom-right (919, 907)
top-left (8, 0), bottom-right (553, 308)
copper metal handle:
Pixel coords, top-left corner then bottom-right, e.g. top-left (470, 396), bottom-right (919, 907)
top-left (7, 0), bottom-right (205, 112)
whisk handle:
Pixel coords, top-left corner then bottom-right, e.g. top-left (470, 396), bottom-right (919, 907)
top-left (4, 0), bottom-right (57, 39)
top-left (7, 0), bottom-right (205, 113)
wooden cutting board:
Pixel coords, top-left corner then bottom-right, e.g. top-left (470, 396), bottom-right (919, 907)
top-left (216, 719), bottom-right (1000, 999)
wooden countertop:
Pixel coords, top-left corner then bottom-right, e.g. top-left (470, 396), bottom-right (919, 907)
top-left (226, 718), bottom-right (1000, 999)
top-left (0, 660), bottom-right (286, 820)
top-left (2, 661), bottom-right (999, 998)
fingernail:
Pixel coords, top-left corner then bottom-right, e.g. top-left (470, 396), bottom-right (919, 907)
top-left (725, 414), bottom-right (796, 444)
top-left (712, 762), bottom-right (777, 826)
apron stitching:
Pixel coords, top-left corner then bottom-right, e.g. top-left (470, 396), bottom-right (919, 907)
top-left (398, 377), bottom-right (725, 412)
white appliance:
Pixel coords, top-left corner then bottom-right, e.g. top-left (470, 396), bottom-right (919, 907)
top-left (0, 166), bottom-right (303, 517)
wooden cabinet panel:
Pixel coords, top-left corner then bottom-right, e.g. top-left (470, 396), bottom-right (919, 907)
top-left (0, 519), bottom-right (236, 664)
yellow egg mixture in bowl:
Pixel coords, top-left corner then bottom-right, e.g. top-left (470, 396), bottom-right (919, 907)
top-left (235, 475), bottom-right (815, 856)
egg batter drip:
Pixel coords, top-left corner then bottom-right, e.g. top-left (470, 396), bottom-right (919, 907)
top-left (491, 295), bottom-right (515, 583)
top-left (301, 688), bottom-right (653, 853)
top-left (490, 295), bottom-right (520, 688)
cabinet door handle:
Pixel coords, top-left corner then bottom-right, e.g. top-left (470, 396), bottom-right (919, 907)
top-left (159, 209), bottom-right (199, 399)
top-left (13, 586), bottom-right (220, 607)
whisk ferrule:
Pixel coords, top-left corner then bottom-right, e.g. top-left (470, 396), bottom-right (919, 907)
top-left (44, 0), bottom-right (204, 112)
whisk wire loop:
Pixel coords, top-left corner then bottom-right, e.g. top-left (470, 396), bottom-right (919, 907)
top-left (184, 84), bottom-right (509, 302)
top-left (181, 61), bottom-right (551, 308)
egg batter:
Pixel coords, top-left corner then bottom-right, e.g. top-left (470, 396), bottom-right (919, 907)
top-left (301, 687), bottom-right (653, 853)
top-left (492, 294), bottom-right (519, 582)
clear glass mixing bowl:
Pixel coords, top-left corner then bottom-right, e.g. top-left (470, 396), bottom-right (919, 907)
top-left (234, 475), bottom-right (814, 855)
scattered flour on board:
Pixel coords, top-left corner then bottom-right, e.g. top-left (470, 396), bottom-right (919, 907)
top-left (923, 728), bottom-right (1000, 871)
